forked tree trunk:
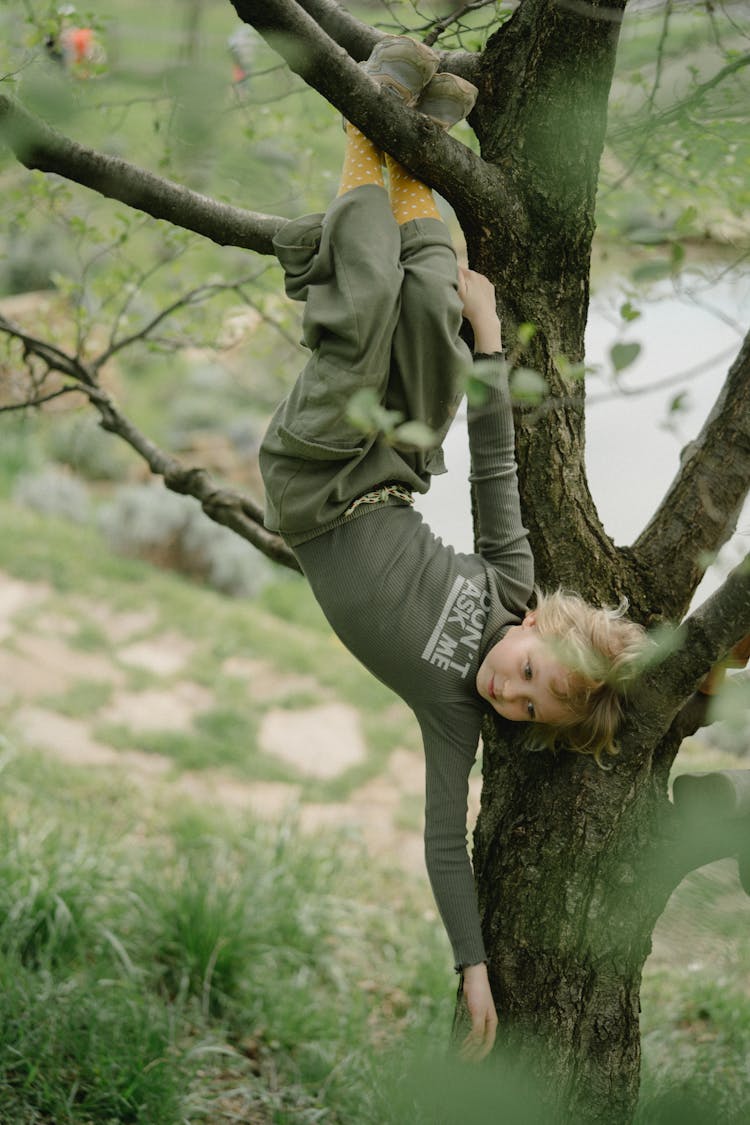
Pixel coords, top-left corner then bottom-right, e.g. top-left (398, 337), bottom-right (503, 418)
top-left (457, 4), bottom-right (673, 1119)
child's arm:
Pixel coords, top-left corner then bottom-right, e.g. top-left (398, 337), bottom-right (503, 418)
top-left (459, 270), bottom-right (534, 607)
top-left (458, 267), bottom-right (502, 353)
top-left (461, 962), bottom-right (498, 1061)
top-left (697, 633), bottom-right (750, 696)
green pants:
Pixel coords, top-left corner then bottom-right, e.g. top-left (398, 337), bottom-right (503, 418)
top-left (259, 184), bottom-right (471, 545)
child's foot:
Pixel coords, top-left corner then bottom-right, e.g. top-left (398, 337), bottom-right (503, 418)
top-left (415, 72), bottom-right (479, 129)
top-left (363, 35), bottom-right (440, 106)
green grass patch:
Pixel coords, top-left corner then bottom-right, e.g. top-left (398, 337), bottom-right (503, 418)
top-left (0, 749), bottom-right (452, 1124)
top-left (639, 855), bottom-right (750, 1123)
top-left (39, 677), bottom-right (115, 718)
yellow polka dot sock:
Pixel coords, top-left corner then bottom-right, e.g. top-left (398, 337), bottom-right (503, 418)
top-left (385, 153), bottom-right (442, 224)
top-left (337, 123), bottom-right (385, 197)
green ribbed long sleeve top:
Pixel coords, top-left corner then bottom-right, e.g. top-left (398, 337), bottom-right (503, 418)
top-left (294, 355), bottom-right (534, 968)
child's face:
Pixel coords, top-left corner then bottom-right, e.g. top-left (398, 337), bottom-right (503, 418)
top-left (475, 613), bottom-right (573, 725)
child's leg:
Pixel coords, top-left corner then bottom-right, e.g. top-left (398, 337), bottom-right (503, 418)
top-left (337, 123), bottom-right (385, 197)
top-left (385, 153), bottom-right (442, 224)
top-left (260, 169), bottom-right (406, 536)
top-left (382, 169), bottom-right (469, 464)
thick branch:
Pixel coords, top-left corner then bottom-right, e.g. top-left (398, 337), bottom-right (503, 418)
top-left (0, 93), bottom-right (282, 254)
top-left (627, 553), bottom-right (750, 761)
top-left (634, 328), bottom-right (750, 618)
top-left (669, 690), bottom-right (712, 742)
top-left (229, 0), bottom-right (500, 219)
top-left (655, 771), bottom-right (750, 899)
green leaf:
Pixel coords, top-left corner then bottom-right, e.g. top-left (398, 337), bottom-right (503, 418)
top-left (626, 226), bottom-right (670, 245)
top-left (517, 322), bottom-right (537, 347)
top-left (637, 624), bottom-right (684, 672)
top-left (465, 377), bottom-right (488, 408)
top-left (510, 367), bottom-right (547, 404)
top-left (610, 342), bottom-right (642, 373)
top-left (553, 354), bottom-right (587, 381)
top-left (619, 301), bottom-right (641, 323)
top-left (391, 421), bottom-right (437, 450)
top-left (631, 259), bottom-right (673, 283)
top-left (670, 241), bottom-right (686, 268)
top-left (346, 388), bottom-right (402, 434)
top-left (674, 206), bottom-right (698, 236)
top-left (669, 391), bottom-right (689, 414)
top-left (710, 676), bottom-right (750, 733)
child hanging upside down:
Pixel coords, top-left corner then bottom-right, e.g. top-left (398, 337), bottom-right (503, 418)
top-left (259, 36), bottom-right (646, 1061)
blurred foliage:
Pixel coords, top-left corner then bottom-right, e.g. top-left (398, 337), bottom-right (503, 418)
top-left (98, 481), bottom-right (272, 596)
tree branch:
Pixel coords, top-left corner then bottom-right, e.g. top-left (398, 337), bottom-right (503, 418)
top-left (272, 0), bottom-right (481, 78)
top-left (0, 92), bottom-right (283, 254)
top-left (633, 328), bottom-right (750, 618)
top-left (291, 0), bottom-right (379, 58)
top-left (228, 0), bottom-right (500, 219)
top-left (0, 313), bottom-right (300, 572)
top-left (654, 771), bottom-right (750, 900)
top-left (626, 552), bottom-right (750, 762)
top-left (609, 51), bottom-right (750, 142)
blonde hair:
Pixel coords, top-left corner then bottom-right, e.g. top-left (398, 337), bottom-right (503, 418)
top-left (530, 587), bottom-right (647, 763)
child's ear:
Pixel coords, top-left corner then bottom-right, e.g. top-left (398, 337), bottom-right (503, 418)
top-left (522, 611), bottom-right (537, 628)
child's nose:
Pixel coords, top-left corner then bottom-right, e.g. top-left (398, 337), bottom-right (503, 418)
top-left (503, 679), bottom-right (519, 702)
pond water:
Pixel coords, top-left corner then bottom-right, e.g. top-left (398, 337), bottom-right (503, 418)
top-left (415, 257), bottom-right (750, 607)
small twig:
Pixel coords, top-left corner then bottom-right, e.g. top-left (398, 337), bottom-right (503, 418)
top-left (0, 386), bottom-right (79, 412)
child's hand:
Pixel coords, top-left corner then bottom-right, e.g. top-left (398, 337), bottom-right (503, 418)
top-left (459, 962), bottom-right (498, 1063)
top-left (458, 267), bottom-right (502, 353)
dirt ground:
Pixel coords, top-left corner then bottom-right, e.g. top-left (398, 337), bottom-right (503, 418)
top-left (0, 569), bottom-right (481, 875)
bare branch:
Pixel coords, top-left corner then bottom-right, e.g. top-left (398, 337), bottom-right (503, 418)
top-left (609, 51), bottom-right (750, 144)
top-left (291, 0), bottom-right (380, 57)
top-left (287, 0), bottom-right (479, 74)
top-left (0, 386), bottom-right (78, 412)
top-left (668, 690), bottom-right (713, 742)
top-left (0, 92), bottom-right (283, 254)
top-left (644, 0), bottom-right (673, 118)
top-left (0, 312), bottom-right (94, 385)
top-left (0, 312), bottom-right (299, 572)
top-left (94, 271), bottom-right (274, 369)
top-left (633, 328), bottom-right (750, 617)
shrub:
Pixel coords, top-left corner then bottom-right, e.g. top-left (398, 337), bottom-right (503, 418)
top-left (98, 482), bottom-right (271, 597)
top-left (12, 464), bottom-right (90, 523)
top-left (46, 414), bottom-right (132, 482)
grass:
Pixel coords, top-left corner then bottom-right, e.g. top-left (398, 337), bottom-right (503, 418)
top-left (638, 861), bottom-right (750, 1124)
top-left (0, 748), bottom-right (453, 1124)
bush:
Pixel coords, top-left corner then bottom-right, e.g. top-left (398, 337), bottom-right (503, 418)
top-left (46, 414), bottom-right (132, 482)
top-left (12, 464), bottom-right (90, 523)
top-left (98, 482), bottom-right (271, 597)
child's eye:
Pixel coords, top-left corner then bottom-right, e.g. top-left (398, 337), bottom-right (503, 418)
top-left (526, 700), bottom-right (536, 719)
top-left (524, 661), bottom-right (532, 681)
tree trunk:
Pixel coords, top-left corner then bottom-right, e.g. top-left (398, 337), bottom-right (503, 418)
top-left (473, 734), bottom-right (673, 1121)
top-left (462, 4), bottom-right (670, 1119)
